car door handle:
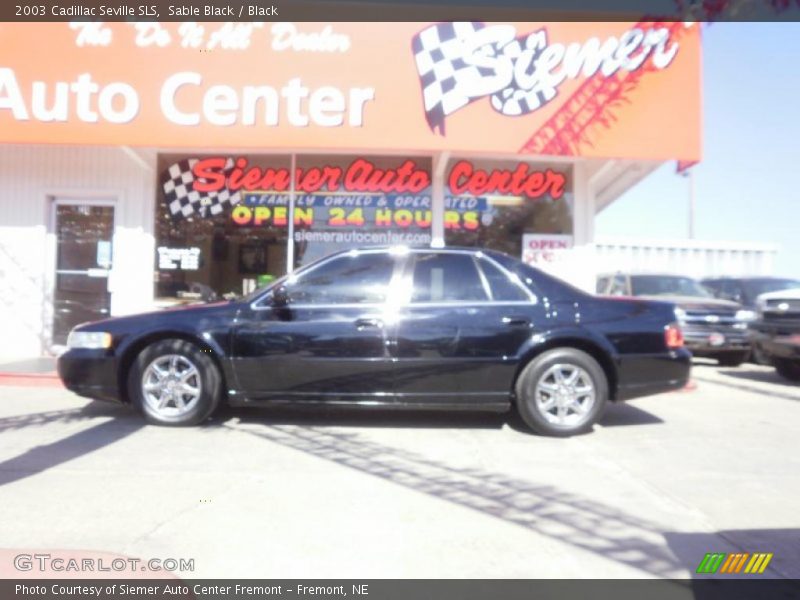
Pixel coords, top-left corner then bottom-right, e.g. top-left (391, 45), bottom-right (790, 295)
top-left (355, 318), bottom-right (383, 330)
top-left (502, 316), bottom-right (530, 327)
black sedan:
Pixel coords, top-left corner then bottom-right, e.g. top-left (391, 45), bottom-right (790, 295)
top-left (58, 247), bottom-right (690, 436)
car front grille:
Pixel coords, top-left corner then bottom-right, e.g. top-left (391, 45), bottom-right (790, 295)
top-left (682, 310), bottom-right (738, 327)
top-left (765, 298), bottom-right (800, 311)
top-left (763, 298), bottom-right (800, 322)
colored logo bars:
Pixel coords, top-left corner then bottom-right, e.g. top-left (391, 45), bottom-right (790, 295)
top-left (696, 552), bottom-right (773, 575)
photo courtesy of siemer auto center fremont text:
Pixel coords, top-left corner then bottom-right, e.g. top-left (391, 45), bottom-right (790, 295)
top-left (0, 2), bottom-right (799, 598)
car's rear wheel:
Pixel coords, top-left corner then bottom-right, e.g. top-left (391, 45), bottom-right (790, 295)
top-left (128, 339), bottom-right (222, 426)
top-left (775, 358), bottom-right (800, 383)
top-left (717, 351), bottom-right (749, 367)
top-left (515, 348), bottom-right (608, 436)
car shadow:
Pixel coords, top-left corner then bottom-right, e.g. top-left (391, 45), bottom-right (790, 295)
top-left (0, 402), bottom-right (143, 488)
top-left (210, 400), bottom-right (663, 433)
top-left (600, 402), bottom-right (664, 427)
top-left (717, 368), bottom-right (798, 388)
top-left (212, 404), bottom-right (510, 430)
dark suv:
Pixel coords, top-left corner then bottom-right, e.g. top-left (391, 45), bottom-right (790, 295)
top-left (701, 277), bottom-right (800, 310)
top-left (750, 289), bottom-right (800, 382)
top-left (701, 277), bottom-right (800, 363)
top-left (597, 273), bottom-right (752, 366)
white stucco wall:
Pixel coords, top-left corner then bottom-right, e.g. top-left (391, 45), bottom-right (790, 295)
top-left (0, 144), bottom-right (157, 359)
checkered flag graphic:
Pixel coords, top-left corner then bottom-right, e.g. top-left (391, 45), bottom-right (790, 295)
top-left (412, 22), bottom-right (487, 134)
top-left (160, 158), bottom-right (240, 220)
top-left (412, 23), bottom-right (551, 135)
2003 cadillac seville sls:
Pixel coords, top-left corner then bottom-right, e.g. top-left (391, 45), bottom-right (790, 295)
top-left (58, 247), bottom-right (691, 436)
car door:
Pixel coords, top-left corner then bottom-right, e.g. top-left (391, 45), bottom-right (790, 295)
top-left (232, 250), bottom-right (400, 401)
top-left (390, 251), bottom-right (538, 406)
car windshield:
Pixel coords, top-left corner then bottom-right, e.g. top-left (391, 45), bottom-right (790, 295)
top-left (742, 279), bottom-right (800, 299)
top-left (630, 275), bottom-right (713, 298)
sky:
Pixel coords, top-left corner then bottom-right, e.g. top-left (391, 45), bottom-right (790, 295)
top-left (596, 23), bottom-right (800, 277)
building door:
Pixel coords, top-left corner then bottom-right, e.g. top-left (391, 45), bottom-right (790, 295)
top-left (391, 251), bottom-right (537, 405)
top-left (232, 251), bottom-right (399, 399)
top-left (52, 200), bottom-right (115, 345)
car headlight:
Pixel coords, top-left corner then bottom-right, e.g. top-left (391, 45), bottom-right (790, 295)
top-left (674, 307), bottom-right (686, 322)
top-left (67, 331), bottom-right (112, 349)
top-left (735, 309), bottom-right (757, 322)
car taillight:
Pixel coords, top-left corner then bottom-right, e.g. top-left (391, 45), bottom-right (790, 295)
top-left (665, 323), bottom-right (684, 349)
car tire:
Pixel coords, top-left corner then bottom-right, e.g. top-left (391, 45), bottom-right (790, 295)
top-left (717, 352), bottom-right (749, 367)
top-left (128, 339), bottom-right (222, 426)
top-left (775, 359), bottom-right (800, 383)
top-left (515, 348), bottom-right (608, 437)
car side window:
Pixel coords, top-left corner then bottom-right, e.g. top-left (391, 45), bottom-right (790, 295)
top-left (719, 280), bottom-right (742, 302)
top-left (411, 253), bottom-right (489, 303)
top-left (477, 257), bottom-right (529, 301)
top-left (609, 275), bottom-right (628, 296)
top-left (286, 253), bottom-right (395, 305)
top-left (702, 280), bottom-right (719, 296)
top-left (596, 277), bottom-right (609, 294)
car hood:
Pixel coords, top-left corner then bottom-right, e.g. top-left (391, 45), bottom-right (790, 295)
top-left (757, 288), bottom-right (800, 301)
top-left (76, 301), bottom-right (239, 332)
top-left (638, 295), bottom-right (741, 311)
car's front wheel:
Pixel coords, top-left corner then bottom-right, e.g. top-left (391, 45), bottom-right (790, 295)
top-left (775, 358), bottom-right (800, 383)
top-left (515, 348), bottom-right (608, 436)
top-left (128, 339), bottom-right (222, 426)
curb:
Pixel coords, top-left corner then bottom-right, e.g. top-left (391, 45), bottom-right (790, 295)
top-left (0, 372), bottom-right (63, 388)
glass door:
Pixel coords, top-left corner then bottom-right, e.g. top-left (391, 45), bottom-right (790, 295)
top-left (52, 202), bottom-right (115, 344)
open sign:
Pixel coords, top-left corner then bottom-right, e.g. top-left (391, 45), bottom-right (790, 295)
top-left (521, 234), bottom-right (573, 266)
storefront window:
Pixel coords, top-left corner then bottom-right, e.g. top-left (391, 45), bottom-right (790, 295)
top-left (155, 153), bottom-right (291, 304)
top-left (291, 155), bottom-right (432, 265)
top-left (154, 154), bottom-right (572, 304)
top-left (444, 158), bottom-right (573, 259)
top-left (154, 153), bottom-right (433, 304)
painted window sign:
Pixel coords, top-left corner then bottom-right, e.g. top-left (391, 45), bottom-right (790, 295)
top-left (194, 157), bottom-right (431, 195)
top-left (160, 156), bottom-right (568, 231)
top-left (157, 246), bottom-right (201, 270)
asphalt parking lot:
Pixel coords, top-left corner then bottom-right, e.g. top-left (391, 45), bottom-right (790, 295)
top-left (0, 361), bottom-right (798, 580)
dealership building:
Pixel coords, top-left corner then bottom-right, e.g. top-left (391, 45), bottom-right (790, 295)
top-left (0, 21), bottom-right (702, 359)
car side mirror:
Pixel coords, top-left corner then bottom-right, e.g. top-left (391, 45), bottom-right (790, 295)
top-left (271, 285), bottom-right (289, 307)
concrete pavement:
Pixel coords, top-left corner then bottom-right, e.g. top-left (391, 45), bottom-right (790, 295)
top-left (0, 361), bottom-right (797, 579)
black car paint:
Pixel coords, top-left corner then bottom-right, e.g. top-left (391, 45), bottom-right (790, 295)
top-left (58, 248), bottom-right (691, 411)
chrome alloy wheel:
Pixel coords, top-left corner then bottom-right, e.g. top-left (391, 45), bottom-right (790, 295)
top-left (141, 354), bottom-right (202, 417)
top-left (534, 363), bottom-right (596, 427)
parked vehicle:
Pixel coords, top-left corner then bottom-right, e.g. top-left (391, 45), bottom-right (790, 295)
top-left (750, 288), bottom-right (800, 382)
top-left (700, 276), bottom-right (800, 307)
top-left (59, 247), bottom-right (691, 436)
top-left (597, 273), bottom-right (752, 366)
top-left (701, 277), bottom-right (800, 364)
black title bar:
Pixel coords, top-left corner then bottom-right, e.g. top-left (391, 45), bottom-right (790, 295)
top-left (5, 0), bottom-right (800, 21)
